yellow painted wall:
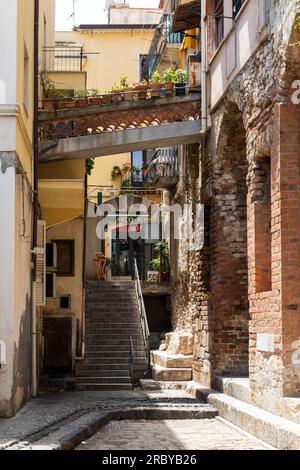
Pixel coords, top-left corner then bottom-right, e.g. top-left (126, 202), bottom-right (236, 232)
top-left (47, 71), bottom-right (87, 92)
top-left (16, 0), bottom-right (55, 181)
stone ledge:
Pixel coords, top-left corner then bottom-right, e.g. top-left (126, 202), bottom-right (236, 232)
top-left (207, 392), bottom-right (300, 450)
top-left (214, 376), bottom-right (251, 404)
top-left (152, 366), bottom-right (192, 382)
top-left (151, 351), bottom-right (193, 369)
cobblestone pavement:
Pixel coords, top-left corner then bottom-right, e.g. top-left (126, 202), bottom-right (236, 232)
top-left (76, 418), bottom-right (270, 451)
top-left (0, 390), bottom-right (202, 449)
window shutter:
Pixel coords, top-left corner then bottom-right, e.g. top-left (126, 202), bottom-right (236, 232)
top-left (36, 220), bottom-right (46, 306)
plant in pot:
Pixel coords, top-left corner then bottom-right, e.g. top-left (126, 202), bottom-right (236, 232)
top-left (150, 71), bottom-right (162, 98)
top-left (111, 165), bottom-right (121, 181)
top-left (88, 89), bottom-right (102, 106)
top-left (101, 91), bottom-right (112, 105)
top-left (122, 162), bottom-right (131, 176)
top-left (142, 162), bottom-right (149, 177)
top-left (111, 84), bottom-right (123, 103)
top-left (162, 68), bottom-right (175, 97)
top-left (75, 89), bottom-right (89, 107)
top-left (55, 89), bottom-right (76, 109)
top-left (174, 69), bottom-right (188, 96)
top-left (120, 74), bottom-right (134, 102)
top-left (149, 241), bottom-right (170, 282)
top-left (86, 158), bottom-right (95, 176)
top-left (40, 74), bottom-right (57, 111)
top-left (134, 79), bottom-right (149, 100)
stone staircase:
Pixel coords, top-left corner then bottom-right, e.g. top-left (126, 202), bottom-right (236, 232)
top-left (75, 280), bottom-right (149, 391)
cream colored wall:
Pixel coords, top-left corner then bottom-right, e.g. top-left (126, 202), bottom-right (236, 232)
top-left (55, 30), bottom-right (154, 91)
top-left (88, 153), bottom-right (130, 204)
top-left (47, 71), bottom-right (87, 92)
top-left (45, 217), bottom-right (84, 322)
top-left (207, 0), bottom-right (267, 110)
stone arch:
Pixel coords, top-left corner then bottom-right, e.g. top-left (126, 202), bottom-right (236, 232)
top-left (209, 100), bottom-right (249, 379)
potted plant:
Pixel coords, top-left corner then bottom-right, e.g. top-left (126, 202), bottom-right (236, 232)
top-left (101, 91), bottom-right (112, 105)
top-left (88, 89), bottom-right (102, 106)
top-left (142, 162), bottom-right (149, 177)
top-left (120, 74), bottom-right (135, 102)
top-left (75, 89), bottom-right (89, 107)
top-left (122, 162), bottom-right (131, 175)
top-left (40, 75), bottom-right (57, 111)
top-left (111, 165), bottom-right (121, 181)
top-left (163, 68), bottom-right (175, 97)
top-left (111, 84), bottom-right (123, 103)
top-left (134, 80), bottom-right (149, 100)
top-left (174, 69), bottom-right (188, 96)
top-left (149, 241), bottom-right (170, 282)
top-left (150, 71), bottom-right (162, 98)
top-left (55, 89), bottom-right (76, 109)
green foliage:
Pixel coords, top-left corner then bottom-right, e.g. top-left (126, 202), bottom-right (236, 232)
top-left (86, 158), bottom-right (95, 175)
top-left (163, 67), bottom-right (175, 83)
top-left (149, 241), bottom-right (170, 273)
top-left (76, 89), bottom-right (88, 98)
top-left (120, 74), bottom-right (129, 88)
top-left (174, 69), bottom-right (188, 84)
top-left (152, 71), bottom-right (161, 84)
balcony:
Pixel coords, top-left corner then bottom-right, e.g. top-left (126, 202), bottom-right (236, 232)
top-left (147, 147), bottom-right (178, 190)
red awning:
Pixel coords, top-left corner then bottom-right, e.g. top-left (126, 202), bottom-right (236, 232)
top-left (172, 0), bottom-right (201, 33)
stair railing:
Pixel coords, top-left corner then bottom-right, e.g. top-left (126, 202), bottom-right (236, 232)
top-left (133, 258), bottom-right (150, 366)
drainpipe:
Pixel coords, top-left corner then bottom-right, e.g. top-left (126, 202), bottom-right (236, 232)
top-left (31, 0), bottom-right (39, 398)
top-left (76, 171), bottom-right (87, 361)
top-left (201, 0), bottom-right (207, 133)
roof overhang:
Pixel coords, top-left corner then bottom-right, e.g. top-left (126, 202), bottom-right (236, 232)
top-left (172, 0), bottom-right (201, 33)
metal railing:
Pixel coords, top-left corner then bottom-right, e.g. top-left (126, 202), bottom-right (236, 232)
top-left (147, 147), bottom-right (178, 187)
top-left (133, 258), bottom-right (150, 366)
top-left (43, 46), bottom-right (86, 72)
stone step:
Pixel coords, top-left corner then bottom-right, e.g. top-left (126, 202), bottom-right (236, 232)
top-left (86, 330), bottom-right (144, 336)
top-left (85, 351), bottom-right (147, 358)
top-left (76, 383), bottom-right (133, 391)
top-left (152, 365), bottom-right (192, 382)
top-left (75, 368), bottom-right (131, 377)
top-left (151, 351), bottom-right (193, 369)
top-left (76, 360), bottom-right (131, 368)
top-left (140, 379), bottom-right (191, 392)
top-left (76, 376), bottom-right (131, 384)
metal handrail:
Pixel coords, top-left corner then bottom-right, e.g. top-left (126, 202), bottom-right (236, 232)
top-left (133, 258), bottom-right (150, 365)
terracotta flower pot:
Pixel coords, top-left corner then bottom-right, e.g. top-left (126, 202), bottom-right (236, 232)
top-left (101, 94), bottom-right (112, 105)
top-left (150, 83), bottom-right (162, 98)
top-left (135, 84), bottom-right (149, 100)
top-left (57, 99), bottom-right (76, 109)
top-left (43, 99), bottom-right (56, 111)
top-left (76, 98), bottom-right (89, 107)
top-left (111, 91), bottom-right (123, 103)
top-left (88, 96), bottom-right (102, 106)
top-left (123, 87), bottom-right (135, 101)
top-left (163, 82), bottom-right (174, 97)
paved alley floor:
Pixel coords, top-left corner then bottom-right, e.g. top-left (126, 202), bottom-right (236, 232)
top-left (75, 418), bottom-right (270, 451)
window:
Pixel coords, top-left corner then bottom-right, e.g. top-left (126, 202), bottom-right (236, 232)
top-left (232, 0), bottom-right (245, 19)
top-left (60, 295), bottom-right (71, 309)
top-left (23, 42), bottom-right (29, 114)
top-left (132, 151), bottom-right (144, 185)
top-left (214, 0), bottom-right (224, 47)
top-left (55, 240), bottom-right (75, 277)
top-left (139, 54), bottom-right (149, 81)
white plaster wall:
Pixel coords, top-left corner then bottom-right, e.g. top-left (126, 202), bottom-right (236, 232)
top-left (0, 167), bottom-right (16, 416)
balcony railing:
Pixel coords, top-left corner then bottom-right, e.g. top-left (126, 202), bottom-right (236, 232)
top-left (147, 147), bottom-right (178, 190)
top-left (43, 46), bottom-right (86, 72)
top-left (141, 14), bottom-right (183, 80)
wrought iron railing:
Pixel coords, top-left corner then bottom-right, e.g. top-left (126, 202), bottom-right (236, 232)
top-left (43, 46), bottom-right (86, 72)
top-left (133, 258), bottom-right (150, 366)
top-left (147, 147), bottom-right (178, 188)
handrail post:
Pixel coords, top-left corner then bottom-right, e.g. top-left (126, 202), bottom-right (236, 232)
top-left (133, 258), bottom-right (150, 366)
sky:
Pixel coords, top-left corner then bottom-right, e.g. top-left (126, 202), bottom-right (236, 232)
top-left (56, 0), bottom-right (160, 31)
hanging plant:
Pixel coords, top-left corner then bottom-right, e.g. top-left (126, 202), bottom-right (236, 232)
top-left (111, 165), bottom-right (121, 181)
top-left (86, 158), bottom-right (95, 175)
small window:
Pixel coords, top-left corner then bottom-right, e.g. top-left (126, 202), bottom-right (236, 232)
top-left (60, 295), bottom-right (71, 309)
top-left (233, 0), bottom-right (245, 19)
top-left (23, 42), bottom-right (29, 114)
top-left (55, 240), bottom-right (75, 277)
top-left (214, 0), bottom-right (224, 47)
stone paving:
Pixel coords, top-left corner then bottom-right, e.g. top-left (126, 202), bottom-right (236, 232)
top-left (0, 390), bottom-right (205, 449)
top-left (76, 418), bottom-right (271, 450)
